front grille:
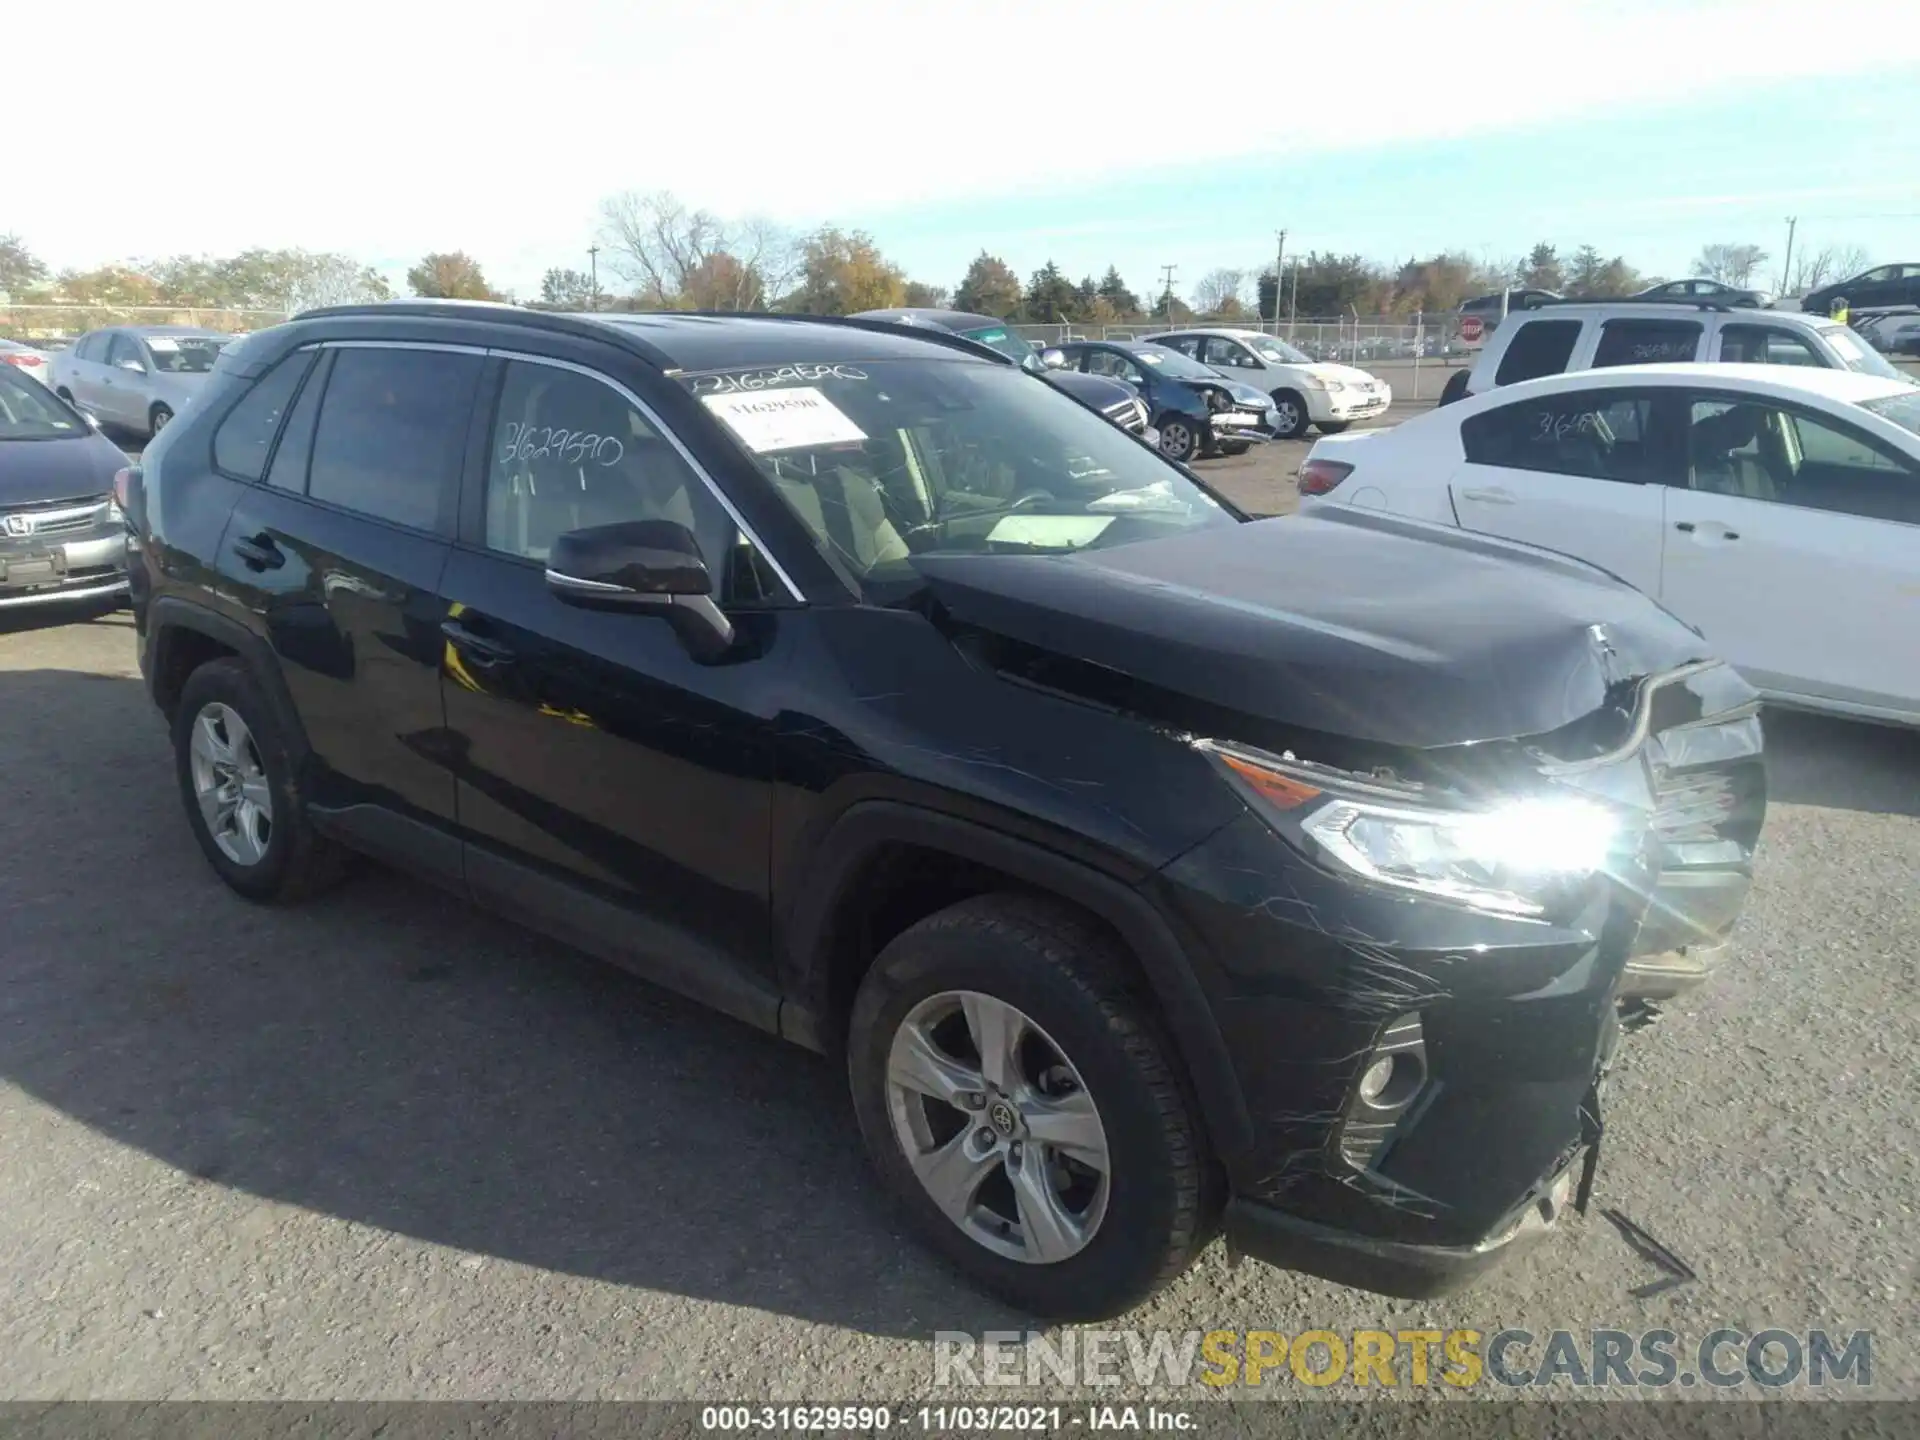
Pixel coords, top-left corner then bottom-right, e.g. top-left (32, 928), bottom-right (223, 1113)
top-left (1103, 397), bottom-right (1149, 434)
top-left (1, 496), bottom-right (111, 539)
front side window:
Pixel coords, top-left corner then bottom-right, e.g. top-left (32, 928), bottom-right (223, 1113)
top-left (1082, 348), bottom-right (1143, 383)
top-left (483, 360), bottom-right (742, 592)
top-left (1720, 325), bottom-right (1823, 368)
top-left (1461, 390), bottom-right (1666, 484)
top-left (1493, 320), bottom-right (1581, 385)
top-left (1251, 337), bottom-right (1310, 364)
top-left (1202, 338), bottom-right (1260, 369)
top-left (682, 360), bottom-right (1236, 601)
top-left (306, 347), bottom-right (482, 531)
top-left (958, 325), bottom-right (1040, 370)
top-left (106, 334), bottom-right (148, 371)
top-left (1686, 395), bottom-right (1920, 522)
top-left (212, 351), bottom-right (316, 481)
top-left (1592, 319), bottom-right (1702, 368)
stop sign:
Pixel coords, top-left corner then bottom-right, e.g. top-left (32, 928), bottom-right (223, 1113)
top-left (1459, 314), bottom-right (1486, 346)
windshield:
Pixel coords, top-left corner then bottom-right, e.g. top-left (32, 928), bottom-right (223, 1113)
top-left (959, 325), bottom-right (1043, 373)
top-left (682, 360), bottom-right (1237, 603)
top-left (1252, 338), bottom-right (1311, 364)
top-left (145, 335), bottom-right (231, 374)
top-left (0, 367), bottom-right (90, 440)
top-left (1124, 345), bottom-right (1222, 381)
top-left (1818, 325), bottom-right (1904, 380)
top-left (1861, 391), bottom-right (1920, 438)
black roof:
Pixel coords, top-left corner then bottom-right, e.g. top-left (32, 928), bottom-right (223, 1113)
top-left (289, 303), bottom-right (1013, 372)
top-left (851, 307), bottom-right (1011, 333)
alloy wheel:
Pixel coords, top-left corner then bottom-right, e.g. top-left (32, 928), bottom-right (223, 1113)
top-left (1158, 421), bottom-right (1194, 462)
top-left (188, 702), bottom-right (273, 866)
top-left (151, 407), bottom-right (172, 435)
top-left (886, 990), bottom-right (1111, 1264)
top-left (1272, 399), bottom-right (1302, 436)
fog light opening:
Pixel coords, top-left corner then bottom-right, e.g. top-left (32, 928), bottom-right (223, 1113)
top-left (1355, 1051), bottom-right (1424, 1111)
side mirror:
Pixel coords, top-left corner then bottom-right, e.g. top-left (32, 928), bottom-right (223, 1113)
top-left (546, 520), bottom-right (735, 660)
top-left (1039, 348), bottom-right (1066, 369)
top-left (117, 358), bottom-right (146, 374)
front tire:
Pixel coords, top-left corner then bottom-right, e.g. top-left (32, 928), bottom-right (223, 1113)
top-left (1269, 391), bottom-right (1309, 439)
top-left (1438, 370), bottom-right (1470, 406)
top-left (172, 658), bottom-right (346, 903)
top-left (149, 403), bottom-right (173, 437)
top-left (1156, 417), bottom-right (1198, 463)
top-left (1219, 439), bottom-right (1252, 456)
top-left (848, 895), bottom-right (1214, 1320)
top-left (1315, 421), bottom-right (1352, 435)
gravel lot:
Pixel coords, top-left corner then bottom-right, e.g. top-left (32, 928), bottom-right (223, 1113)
top-left (4, 391), bottom-right (1918, 1401)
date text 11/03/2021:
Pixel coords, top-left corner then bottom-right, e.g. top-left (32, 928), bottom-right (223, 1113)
top-left (700, 1406), bottom-right (1191, 1432)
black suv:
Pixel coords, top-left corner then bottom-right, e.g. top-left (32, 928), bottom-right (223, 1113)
top-left (125, 303), bottom-right (1766, 1320)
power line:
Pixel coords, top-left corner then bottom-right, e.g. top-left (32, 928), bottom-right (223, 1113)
top-left (1158, 263), bottom-right (1178, 316)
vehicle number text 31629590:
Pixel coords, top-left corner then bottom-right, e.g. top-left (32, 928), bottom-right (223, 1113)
top-left (700, 1405), bottom-right (1065, 1431)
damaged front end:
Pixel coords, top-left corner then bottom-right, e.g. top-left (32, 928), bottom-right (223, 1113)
top-left (1151, 656), bottom-right (1763, 1297)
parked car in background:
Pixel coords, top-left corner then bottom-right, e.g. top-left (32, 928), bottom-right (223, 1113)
top-left (1436, 301), bottom-right (1911, 405)
top-left (0, 364), bottom-right (131, 612)
top-left (125, 301), bottom-right (1764, 1317)
top-left (1456, 288), bottom-right (1563, 345)
top-left (850, 308), bottom-right (1153, 439)
top-left (1046, 340), bottom-right (1278, 461)
top-left (1802, 263), bottom-right (1920, 318)
top-left (0, 337), bottom-right (54, 387)
top-left (1302, 363), bottom-right (1920, 739)
top-left (1855, 308), bottom-right (1920, 356)
top-left (1138, 327), bottom-right (1391, 439)
top-left (48, 326), bottom-right (237, 439)
top-left (1632, 278), bottom-right (1771, 308)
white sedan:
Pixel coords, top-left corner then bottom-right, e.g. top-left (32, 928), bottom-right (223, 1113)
top-left (1298, 363), bottom-right (1920, 726)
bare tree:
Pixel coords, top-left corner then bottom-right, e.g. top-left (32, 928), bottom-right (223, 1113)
top-left (1191, 267), bottom-right (1250, 315)
top-left (1693, 242), bottom-right (1769, 287)
top-left (1790, 243), bottom-right (1871, 296)
top-left (596, 190), bottom-right (795, 310)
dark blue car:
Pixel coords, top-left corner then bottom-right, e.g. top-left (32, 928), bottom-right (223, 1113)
top-left (1049, 340), bottom-right (1278, 463)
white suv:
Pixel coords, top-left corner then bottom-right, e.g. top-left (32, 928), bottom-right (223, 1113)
top-left (1439, 300), bottom-right (1908, 406)
top-left (1139, 327), bottom-right (1391, 439)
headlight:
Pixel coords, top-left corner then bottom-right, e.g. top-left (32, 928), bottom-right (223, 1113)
top-left (1204, 387), bottom-right (1230, 412)
top-left (1199, 740), bottom-right (1627, 919)
top-left (1323, 379), bottom-right (1348, 393)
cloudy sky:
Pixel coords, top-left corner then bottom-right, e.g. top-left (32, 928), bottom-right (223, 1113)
top-left (12, 0), bottom-right (1920, 300)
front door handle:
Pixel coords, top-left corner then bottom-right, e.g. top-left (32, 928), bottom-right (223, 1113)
top-left (1675, 521), bottom-right (1740, 540)
top-left (1459, 486), bottom-right (1515, 505)
top-left (231, 533), bottom-right (284, 570)
top-left (440, 619), bottom-right (516, 668)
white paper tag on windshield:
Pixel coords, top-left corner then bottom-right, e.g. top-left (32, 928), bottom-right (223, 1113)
top-left (701, 387), bottom-right (867, 453)
top-left (985, 515), bottom-right (1115, 549)
top-left (147, 337), bottom-right (180, 352)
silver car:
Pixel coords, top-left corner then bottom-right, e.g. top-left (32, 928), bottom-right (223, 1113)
top-left (48, 326), bottom-right (236, 438)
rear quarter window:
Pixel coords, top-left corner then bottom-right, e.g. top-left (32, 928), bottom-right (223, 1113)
top-left (1493, 320), bottom-right (1582, 385)
top-left (212, 351), bottom-right (317, 481)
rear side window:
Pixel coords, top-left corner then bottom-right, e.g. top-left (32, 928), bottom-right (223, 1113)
top-left (1592, 319), bottom-right (1702, 368)
top-left (266, 351), bottom-right (331, 491)
top-left (1493, 320), bottom-right (1581, 385)
top-left (306, 347), bottom-right (482, 531)
top-left (1462, 390), bottom-right (1667, 484)
top-left (212, 351), bottom-right (316, 481)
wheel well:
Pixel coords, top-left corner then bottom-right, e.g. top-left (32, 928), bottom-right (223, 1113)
top-left (151, 626), bottom-right (237, 719)
top-left (811, 842), bottom-right (1139, 1046)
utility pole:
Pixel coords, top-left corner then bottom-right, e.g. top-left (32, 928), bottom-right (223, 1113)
top-left (1159, 263), bottom-right (1178, 321)
top-left (1287, 261), bottom-right (1299, 332)
top-left (1780, 217), bottom-right (1797, 299)
top-left (1273, 230), bottom-right (1287, 336)
top-left (587, 245), bottom-right (601, 309)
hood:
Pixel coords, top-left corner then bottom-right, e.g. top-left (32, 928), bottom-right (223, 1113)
top-left (1207, 374), bottom-right (1274, 406)
top-left (911, 507), bottom-right (1716, 751)
top-left (1303, 362), bottom-right (1382, 387)
top-left (1043, 368), bottom-right (1137, 408)
top-left (0, 432), bottom-right (127, 505)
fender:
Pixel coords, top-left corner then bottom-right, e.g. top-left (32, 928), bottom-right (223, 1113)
top-left (783, 799), bottom-right (1254, 1161)
top-left (145, 595), bottom-right (313, 766)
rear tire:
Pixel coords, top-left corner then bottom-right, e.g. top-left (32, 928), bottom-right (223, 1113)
top-left (172, 658), bottom-right (347, 904)
top-left (848, 894), bottom-right (1215, 1320)
top-left (149, 403), bottom-right (173, 437)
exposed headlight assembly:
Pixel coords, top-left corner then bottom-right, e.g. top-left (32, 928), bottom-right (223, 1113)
top-left (1197, 739), bottom-right (1628, 919)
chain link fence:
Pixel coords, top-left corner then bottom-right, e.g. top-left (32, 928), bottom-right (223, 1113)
top-left (1010, 316), bottom-right (1471, 364)
top-left (0, 304), bottom-right (288, 346)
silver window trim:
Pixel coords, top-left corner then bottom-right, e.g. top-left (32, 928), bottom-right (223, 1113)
top-left (319, 340), bottom-right (490, 356)
top-left (485, 347), bottom-right (804, 603)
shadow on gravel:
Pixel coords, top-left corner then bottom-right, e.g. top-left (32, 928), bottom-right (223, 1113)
top-left (0, 665), bottom-right (1025, 1342)
top-left (1760, 706), bottom-right (1920, 819)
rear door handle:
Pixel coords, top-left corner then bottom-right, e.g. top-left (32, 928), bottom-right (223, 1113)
top-left (1459, 486), bottom-right (1515, 505)
top-left (440, 619), bottom-right (516, 667)
top-left (231, 533), bottom-right (284, 570)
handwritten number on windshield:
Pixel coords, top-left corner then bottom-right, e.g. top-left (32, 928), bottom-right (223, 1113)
top-left (690, 364), bottom-right (868, 396)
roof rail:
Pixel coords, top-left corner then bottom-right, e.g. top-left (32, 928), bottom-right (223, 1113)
top-left (1528, 296), bottom-right (1734, 314)
top-left (289, 300), bottom-right (680, 366)
top-left (667, 310), bottom-right (1020, 366)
